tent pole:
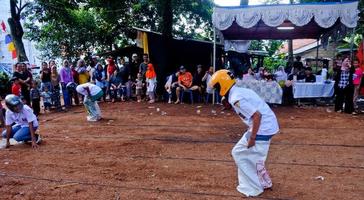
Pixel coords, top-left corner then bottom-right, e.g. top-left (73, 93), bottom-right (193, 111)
top-left (213, 27), bottom-right (216, 104)
top-left (316, 39), bottom-right (319, 72)
top-left (350, 28), bottom-right (356, 63)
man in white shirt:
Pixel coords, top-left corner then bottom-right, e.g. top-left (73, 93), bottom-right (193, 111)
top-left (2, 94), bottom-right (41, 149)
top-left (76, 83), bottom-right (103, 122)
top-left (210, 69), bottom-right (279, 197)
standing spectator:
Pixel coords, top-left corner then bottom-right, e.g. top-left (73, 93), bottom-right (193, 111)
top-left (333, 55), bottom-right (343, 73)
top-left (50, 65), bottom-right (62, 111)
top-left (30, 82), bottom-right (41, 116)
top-left (70, 63), bottom-right (80, 105)
top-left (77, 59), bottom-right (89, 85)
top-left (13, 63), bottom-right (31, 105)
top-left (334, 58), bottom-right (354, 114)
top-left (93, 63), bottom-right (107, 102)
top-left (109, 70), bottom-right (122, 103)
top-left (41, 86), bottom-right (52, 112)
top-left (139, 54), bottom-right (149, 76)
top-left (353, 59), bottom-right (363, 111)
top-left (293, 56), bottom-right (304, 71)
top-left (11, 77), bottom-right (21, 97)
top-left (202, 66), bottom-right (215, 102)
top-left (145, 63), bottom-right (157, 103)
top-left (49, 60), bottom-right (56, 69)
top-left (118, 57), bottom-right (130, 101)
top-left (87, 56), bottom-right (98, 83)
top-left (76, 83), bottom-right (103, 122)
top-left (59, 60), bottom-right (74, 108)
top-left (135, 73), bottom-right (144, 103)
top-left (71, 62), bottom-right (79, 85)
top-left (106, 57), bottom-right (117, 81)
top-left (130, 54), bottom-right (140, 81)
top-left (40, 62), bottom-right (51, 91)
top-left (175, 66), bottom-right (198, 104)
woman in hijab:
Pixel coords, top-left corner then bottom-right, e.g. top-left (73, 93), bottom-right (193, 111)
top-left (145, 63), bottom-right (157, 103)
top-left (334, 57), bottom-right (354, 114)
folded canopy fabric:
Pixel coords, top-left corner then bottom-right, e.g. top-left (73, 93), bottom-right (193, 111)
top-left (213, 1), bottom-right (359, 40)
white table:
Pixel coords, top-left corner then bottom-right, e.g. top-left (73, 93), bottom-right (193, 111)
top-left (236, 80), bottom-right (283, 104)
top-left (293, 81), bottom-right (335, 99)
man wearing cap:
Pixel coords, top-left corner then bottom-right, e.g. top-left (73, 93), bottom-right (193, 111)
top-left (2, 94), bottom-right (41, 149)
top-left (210, 69), bottom-right (279, 197)
top-left (175, 66), bottom-right (199, 104)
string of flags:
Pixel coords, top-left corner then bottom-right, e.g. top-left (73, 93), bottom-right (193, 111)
top-left (1, 20), bottom-right (17, 59)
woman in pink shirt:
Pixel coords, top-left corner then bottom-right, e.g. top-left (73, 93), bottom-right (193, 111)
top-left (353, 59), bottom-right (363, 110)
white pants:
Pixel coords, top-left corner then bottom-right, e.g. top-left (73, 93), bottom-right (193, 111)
top-left (231, 131), bottom-right (272, 197)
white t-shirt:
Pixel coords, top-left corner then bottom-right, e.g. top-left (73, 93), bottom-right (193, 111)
top-left (205, 74), bottom-right (213, 94)
top-left (229, 85), bottom-right (279, 136)
top-left (5, 105), bottom-right (39, 127)
top-left (76, 83), bottom-right (102, 97)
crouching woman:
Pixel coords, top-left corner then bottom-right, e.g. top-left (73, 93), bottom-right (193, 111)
top-left (76, 83), bottom-right (103, 122)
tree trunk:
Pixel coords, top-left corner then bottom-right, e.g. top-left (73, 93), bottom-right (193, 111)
top-left (160, 0), bottom-right (173, 40)
top-left (8, 0), bottom-right (28, 62)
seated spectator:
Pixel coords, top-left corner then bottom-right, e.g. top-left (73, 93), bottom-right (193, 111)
top-left (192, 65), bottom-right (204, 94)
top-left (165, 71), bottom-right (179, 104)
top-left (305, 67), bottom-right (316, 83)
top-left (255, 67), bottom-right (265, 80)
top-left (175, 66), bottom-right (198, 104)
top-left (274, 66), bottom-right (287, 82)
top-left (243, 67), bottom-right (256, 81)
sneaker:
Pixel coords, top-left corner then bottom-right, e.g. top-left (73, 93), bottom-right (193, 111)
top-left (168, 99), bottom-right (172, 104)
top-left (35, 134), bottom-right (42, 144)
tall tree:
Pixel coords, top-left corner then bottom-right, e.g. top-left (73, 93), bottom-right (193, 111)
top-left (8, 0), bottom-right (30, 62)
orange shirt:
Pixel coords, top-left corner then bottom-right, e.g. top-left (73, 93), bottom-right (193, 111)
top-left (178, 72), bottom-right (193, 88)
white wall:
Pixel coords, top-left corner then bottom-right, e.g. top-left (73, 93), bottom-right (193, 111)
top-left (0, 0), bottom-right (41, 73)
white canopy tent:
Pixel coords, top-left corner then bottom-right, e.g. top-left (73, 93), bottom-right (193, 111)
top-left (211, 1), bottom-right (359, 102)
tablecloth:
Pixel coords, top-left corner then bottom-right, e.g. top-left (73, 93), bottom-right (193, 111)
top-left (236, 80), bottom-right (283, 104)
top-left (293, 81), bottom-right (335, 99)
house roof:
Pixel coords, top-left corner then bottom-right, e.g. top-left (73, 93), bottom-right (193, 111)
top-left (280, 39), bottom-right (318, 54)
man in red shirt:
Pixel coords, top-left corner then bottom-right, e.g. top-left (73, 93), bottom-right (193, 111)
top-left (175, 66), bottom-right (199, 104)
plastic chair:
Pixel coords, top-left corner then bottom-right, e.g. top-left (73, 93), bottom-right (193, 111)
top-left (180, 89), bottom-right (194, 104)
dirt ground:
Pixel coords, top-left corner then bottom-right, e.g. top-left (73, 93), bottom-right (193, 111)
top-left (0, 102), bottom-right (363, 200)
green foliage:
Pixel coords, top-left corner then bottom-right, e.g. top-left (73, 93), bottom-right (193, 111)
top-left (24, 0), bottom-right (214, 59)
top-left (250, 40), bottom-right (285, 71)
top-left (0, 72), bottom-right (10, 97)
